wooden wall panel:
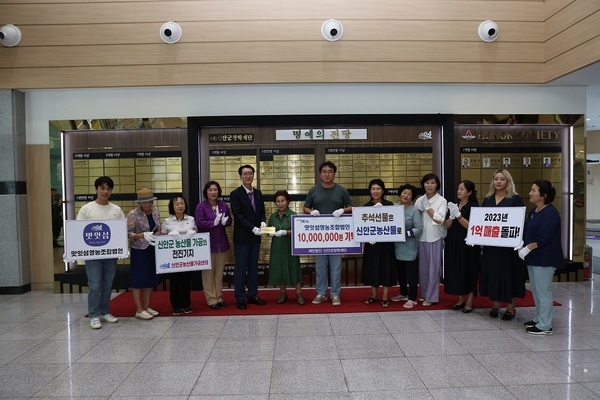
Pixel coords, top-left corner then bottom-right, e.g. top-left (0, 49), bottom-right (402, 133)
top-left (545, 35), bottom-right (600, 81)
top-left (0, 0), bottom-right (598, 89)
top-left (2, 62), bottom-right (545, 89)
top-left (545, 8), bottom-right (600, 60)
top-left (15, 20), bottom-right (544, 47)
top-left (26, 144), bottom-right (54, 290)
top-left (0, 42), bottom-right (544, 69)
top-left (544, 0), bottom-right (574, 19)
top-left (0, 1), bottom-right (543, 24)
top-left (545, 0), bottom-right (600, 39)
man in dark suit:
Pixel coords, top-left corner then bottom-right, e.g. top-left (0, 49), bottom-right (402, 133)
top-left (230, 164), bottom-right (267, 309)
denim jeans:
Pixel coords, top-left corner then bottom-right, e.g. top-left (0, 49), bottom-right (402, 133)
top-left (315, 254), bottom-right (342, 297)
top-left (85, 258), bottom-right (118, 318)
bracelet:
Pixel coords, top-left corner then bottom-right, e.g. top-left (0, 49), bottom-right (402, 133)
top-left (457, 215), bottom-right (462, 220)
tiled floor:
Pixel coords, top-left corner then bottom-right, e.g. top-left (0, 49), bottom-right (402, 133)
top-left (2, 278), bottom-right (600, 399)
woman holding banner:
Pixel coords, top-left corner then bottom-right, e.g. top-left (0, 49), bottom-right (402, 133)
top-left (443, 180), bottom-right (480, 313)
top-left (519, 180), bottom-right (563, 335)
top-left (195, 181), bottom-right (232, 310)
top-left (480, 169), bottom-right (526, 320)
top-left (127, 188), bottom-right (162, 320)
top-left (268, 190), bottom-right (304, 305)
top-left (161, 194), bottom-right (197, 315)
top-left (361, 179), bottom-right (397, 307)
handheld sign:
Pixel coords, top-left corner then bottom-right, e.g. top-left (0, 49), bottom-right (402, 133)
top-left (64, 219), bottom-right (128, 261)
top-left (466, 207), bottom-right (526, 248)
top-left (155, 232), bottom-right (212, 274)
top-left (291, 214), bottom-right (362, 256)
top-left (352, 205), bottom-right (406, 243)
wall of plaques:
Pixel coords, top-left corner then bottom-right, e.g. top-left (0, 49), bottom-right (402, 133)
top-left (63, 128), bottom-right (188, 269)
top-left (203, 124), bottom-right (441, 270)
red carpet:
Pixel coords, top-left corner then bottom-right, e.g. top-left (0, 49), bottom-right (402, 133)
top-left (107, 287), bottom-right (556, 317)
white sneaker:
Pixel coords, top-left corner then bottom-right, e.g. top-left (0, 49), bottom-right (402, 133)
top-left (331, 296), bottom-right (341, 306)
top-left (90, 317), bottom-right (102, 329)
top-left (312, 294), bottom-right (328, 304)
top-left (146, 308), bottom-right (159, 317)
top-left (403, 300), bottom-right (417, 309)
top-left (391, 294), bottom-right (408, 302)
top-left (100, 314), bottom-right (118, 323)
top-left (135, 310), bottom-right (153, 320)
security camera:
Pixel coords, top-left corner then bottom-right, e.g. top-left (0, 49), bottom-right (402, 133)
top-left (321, 19), bottom-right (343, 41)
top-left (478, 20), bottom-right (499, 42)
top-left (0, 24), bottom-right (22, 47)
top-left (159, 21), bottom-right (182, 44)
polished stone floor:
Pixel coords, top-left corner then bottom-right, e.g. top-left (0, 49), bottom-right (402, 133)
top-left (2, 277), bottom-right (600, 399)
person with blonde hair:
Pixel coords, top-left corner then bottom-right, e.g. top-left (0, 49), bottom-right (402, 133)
top-left (480, 169), bottom-right (526, 320)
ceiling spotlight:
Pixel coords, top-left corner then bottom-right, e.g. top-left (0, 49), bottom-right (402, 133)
top-left (159, 21), bottom-right (182, 44)
top-left (321, 19), bottom-right (343, 42)
top-left (0, 24), bottom-right (22, 47)
top-left (478, 20), bottom-right (499, 42)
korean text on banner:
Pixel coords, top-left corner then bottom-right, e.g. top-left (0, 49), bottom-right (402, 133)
top-left (64, 219), bottom-right (129, 261)
top-left (155, 232), bottom-right (212, 274)
top-left (291, 214), bottom-right (363, 256)
top-left (466, 207), bottom-right (526, 248)
top-left (352, 205), bottom-right (406, 243)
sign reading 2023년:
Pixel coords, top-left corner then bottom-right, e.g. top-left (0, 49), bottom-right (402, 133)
top-left (155, 232), bottom-right (212, 274)
top-left (352, 205), bottom-right (406, 242)
top-left (64, 219), bottom-right (129, 261)
top-left (465, 207), bottom-right (526, 248)
top-left (291, 214), bottom-right (363, 256)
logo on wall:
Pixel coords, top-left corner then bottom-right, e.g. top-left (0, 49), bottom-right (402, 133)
top-left (83, 223), bottom-right (111, 247)
top-left (462, 130), bottom-right (476, 140)
top-left (418, 130), bottom-right (433, 140)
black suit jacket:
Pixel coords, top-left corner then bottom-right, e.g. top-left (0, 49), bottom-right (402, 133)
top-left (230, 185), bottom-right (266, 244)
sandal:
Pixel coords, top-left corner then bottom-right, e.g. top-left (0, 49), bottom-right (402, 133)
top-left (363, 297), bottom-right (378, 305)
top-left (489, 308), bottom-right (499, 318)
top-left (381, 300), bottom-right (389, 308)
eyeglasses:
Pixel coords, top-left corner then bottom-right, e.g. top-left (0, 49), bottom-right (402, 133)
top-left (241, 172), bottom-right (254, 177)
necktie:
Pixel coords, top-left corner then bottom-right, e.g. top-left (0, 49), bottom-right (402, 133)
top-left (248, 191), bottom-right (255, 208)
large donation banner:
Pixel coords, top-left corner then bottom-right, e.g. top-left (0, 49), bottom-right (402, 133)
top-left (291, 214), bottom-right (363, 256)
top-left (155, 233), bottom-right (212, 274)
top-left (352, 206), bottom-right (406, 243)
top-left (64, 219), bottom-right (129, 261)
top-left (465, 207), bottom-right (526, 248)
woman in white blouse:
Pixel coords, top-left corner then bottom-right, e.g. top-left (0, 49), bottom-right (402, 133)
top-left (414, 173), bottom-right (447, 306)
top-left (161, 194), bottom-right (197, 315)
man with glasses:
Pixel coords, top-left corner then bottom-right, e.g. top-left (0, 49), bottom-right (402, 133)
top-left (230, 164), bottom-right (267, 309)
top-left (304, 161), bottom-right (353, 305)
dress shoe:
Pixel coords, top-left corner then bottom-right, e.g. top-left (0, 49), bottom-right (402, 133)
top-left (296, 293), bottom-right (305, 305)
top-left (452, 302), bottom-right (466, 310)
top-left (217, 301), bottom-right (228, 308)
top-left (248, 296), bottom-right (266, 306)
top-left (237, 301), bottom-right (247, 310)
top-left (208, 303), bottom-right (221, 310)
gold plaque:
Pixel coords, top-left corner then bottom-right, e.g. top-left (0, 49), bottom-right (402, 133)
top-left (261, 226), bottom-right (276, 235)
